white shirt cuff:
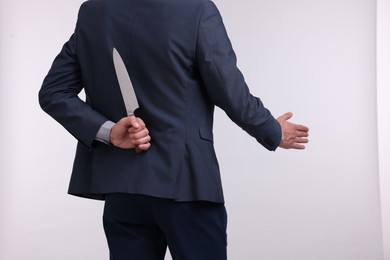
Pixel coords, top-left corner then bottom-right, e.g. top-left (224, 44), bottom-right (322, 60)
top-left (95, 121), bottom-right (115, 144)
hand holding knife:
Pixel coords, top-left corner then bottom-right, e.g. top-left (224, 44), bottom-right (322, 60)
top-left (112, 48), bottom-right (150, 152)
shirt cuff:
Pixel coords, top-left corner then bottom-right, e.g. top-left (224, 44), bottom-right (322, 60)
top-left (95, 121), bottom-right (115, 145)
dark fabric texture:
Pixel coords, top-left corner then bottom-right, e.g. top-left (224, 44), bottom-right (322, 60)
top-left (39, 0), bottom-right (282, 202)
top-left (103, 193), bottom-right (227, 260)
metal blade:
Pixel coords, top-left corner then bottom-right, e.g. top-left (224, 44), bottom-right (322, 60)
top-left (113, 48), bottom-right (139, 115)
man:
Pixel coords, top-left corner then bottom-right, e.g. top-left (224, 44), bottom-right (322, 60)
top-left (39, 0), bottom-right (309, 259)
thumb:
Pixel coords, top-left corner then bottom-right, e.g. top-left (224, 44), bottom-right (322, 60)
top-left (126, 115), bottom-right (140, 128)
top-left (280, 112), bottom-right (293, 121)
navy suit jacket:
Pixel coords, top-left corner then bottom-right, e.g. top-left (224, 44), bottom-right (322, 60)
top-left (39, 0), bottom-right (282, 203)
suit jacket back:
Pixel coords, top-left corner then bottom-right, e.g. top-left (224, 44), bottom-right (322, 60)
top-left (39, 0), bottom-right (282, 202)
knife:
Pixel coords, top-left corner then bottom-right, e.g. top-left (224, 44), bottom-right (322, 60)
top-left (113, 48), bottom-right (139, 115)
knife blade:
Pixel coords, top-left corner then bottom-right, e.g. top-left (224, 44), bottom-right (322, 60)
top-left (113, 48), bottom-right (139, 115)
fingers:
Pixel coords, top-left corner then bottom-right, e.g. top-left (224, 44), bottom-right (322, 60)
top-left (129, 123), bottom-right (149, 138)
top-left (135, 138), bottom-right (152, 153)
top-left (295, 137), bottom-right (309, 143)
top-left (137, 143), bottom-right (151, 151)
top-left (278, 113), bottom-right (309, 150)
top-left (295, 124), bottom-right (309, 132)
top-left (125, 115), bottom-right (141, 129)
top-left (128, 122), bottom-right (151, 150)
top-left (128, 117), bottom-right (151, 152)
top-left (296, 129), bottom-right (309, 138)
top-left (292, 143), bottom-right (306, 150)
top-left (280, 125), bottom-right (309, 149)
top-left (128, 117), bottom-right (147, 134)
top-left (112, 115), bottom-right (152, 151)
top-left (278, 112), bottom-right (309, 133)
top-left (280, 140), bottom-right (307, 150)
top-left (131, 131), bottom-right (151, 145)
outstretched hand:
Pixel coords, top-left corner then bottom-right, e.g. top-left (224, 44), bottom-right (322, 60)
top-left (277, 112), bottom-right (309, 150)
top-left (110, 115), bottom-right (151, 152)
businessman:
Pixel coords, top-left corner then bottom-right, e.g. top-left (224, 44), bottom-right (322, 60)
top-left (39, 0), bottom-right (309, 259)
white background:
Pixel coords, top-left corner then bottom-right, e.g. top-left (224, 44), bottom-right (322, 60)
top-left (378, 0), bottom-right (390, 259)
top-left (0, 0), bottom-right (388, 259)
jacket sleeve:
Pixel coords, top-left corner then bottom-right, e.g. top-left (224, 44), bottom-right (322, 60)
top-left (196, 1), bottom-right (282, 151)
top-left (38, 25), bottom-right (108, 150)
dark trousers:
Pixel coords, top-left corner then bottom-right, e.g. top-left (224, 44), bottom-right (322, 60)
top-left (103, 193), bottom-right (228, 260)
